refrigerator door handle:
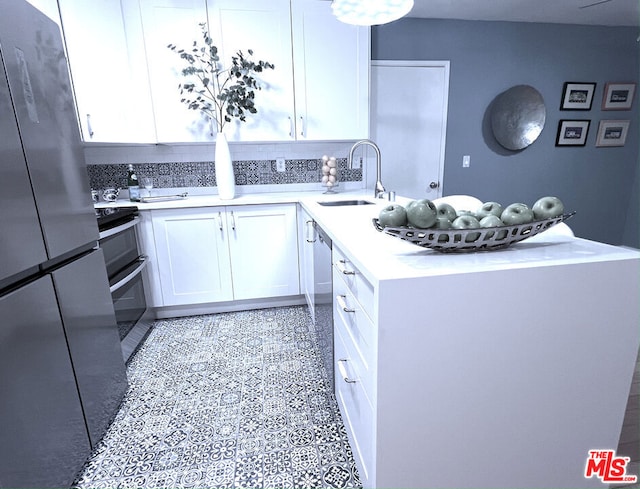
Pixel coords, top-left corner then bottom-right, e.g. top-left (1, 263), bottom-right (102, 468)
top-left (109, 255), bottom-right (147, 294)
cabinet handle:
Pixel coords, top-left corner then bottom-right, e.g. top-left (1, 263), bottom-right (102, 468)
top-left (336, 294), bottom-right (355, 313)
top-left (299, 116), bottom-right (305, 137)
top-left (230, 211), bottom-right (236, 231)
top-left (306, 219), bottom-right (316, 243)
top-left (217, 212), bottom-right (223, 231)
top-left (336, 259), bottom-right (355, 275)
top-left (288, 116), bottom-right (294, 138)
top-left (86, 114), bottom-right (94, 138)
top-left (338, 359), bottom-right (357, 384)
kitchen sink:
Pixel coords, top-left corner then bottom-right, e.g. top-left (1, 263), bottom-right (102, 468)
top-left (318, 199), bottom-right (374, 207)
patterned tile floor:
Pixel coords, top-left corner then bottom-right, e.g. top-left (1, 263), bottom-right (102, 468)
top-left (72, 306), bottom-right (361, 489)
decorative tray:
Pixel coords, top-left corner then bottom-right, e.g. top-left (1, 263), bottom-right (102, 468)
top-left (372, 212), bottom-right (576, 253)
top-left (139, 192), bottom-right (188, 203)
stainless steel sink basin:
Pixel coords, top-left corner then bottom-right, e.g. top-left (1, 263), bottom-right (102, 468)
top-left (318, 200), bottom-right (374, 207)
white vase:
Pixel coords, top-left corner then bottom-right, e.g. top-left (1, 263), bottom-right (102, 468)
top-left (214, 132), bottom-right (235, 200)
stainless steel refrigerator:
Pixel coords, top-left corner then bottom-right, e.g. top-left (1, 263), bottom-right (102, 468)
top-left (0, 1), bottom-right (128, 487)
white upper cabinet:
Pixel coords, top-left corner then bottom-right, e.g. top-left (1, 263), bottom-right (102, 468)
top-left (138, 0), bottom-right (212, 142)
top-left (207, 0), bottom-right (295, 142)
top-left (146, 0), bottom-right (370, 142)
top-left (290, 0), bottom-right (370, 140)
top-left (58, 0), bottom-right (156, 143)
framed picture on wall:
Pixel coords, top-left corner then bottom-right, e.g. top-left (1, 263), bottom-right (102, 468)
top-left (602, 83), bottom-right (636, 110)
top-left (556, 120), bottom-right (590, 146)
top-left (596, 120), bottom-right (630, 147)
top-left (560, 82), bottom-right (596, 110)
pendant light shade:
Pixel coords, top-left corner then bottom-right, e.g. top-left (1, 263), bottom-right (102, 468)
top-left (332, 0), bottom-right (414, 26)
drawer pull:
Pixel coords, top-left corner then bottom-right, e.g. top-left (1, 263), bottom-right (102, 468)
top-left (336, 294), bottom-right (355, 313)
top-left (338, 358), bottom-right (357, 383)
top-left (336, 259), bottom-right (356, 275)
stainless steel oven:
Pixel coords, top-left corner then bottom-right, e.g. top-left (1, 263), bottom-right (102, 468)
top-left (96, 207), bottom-right (153, 363)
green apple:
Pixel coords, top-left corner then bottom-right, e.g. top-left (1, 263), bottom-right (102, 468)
top-left (452, 215), bottom-right (481, 242)
top-left (406, 199), bottom-right (438, 228)
top-left (435, 216), bottom-right (452, 242)
top-left (479, 215), bottom-right (503, 227)
top-left (434, 216), bottom-right (452, 229)
top-left (480, 215), bottom-right (507, 240)
top-left (476, 202), bottom-right (503, 220)
top-left (378, 204), bottom-right (407, 228)
top-left (532, 196), bottom-right (564, 220)
top-left (436, 203), bottom-right (457, 222)
top-left (501, 203), bottom-right (534, 225)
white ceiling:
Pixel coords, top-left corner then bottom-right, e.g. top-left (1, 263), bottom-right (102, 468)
top-left (406, 0), bottom-right (640, 27)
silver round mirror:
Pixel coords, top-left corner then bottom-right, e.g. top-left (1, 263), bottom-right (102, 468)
top-left (491, 85), bottom-right (546, 151)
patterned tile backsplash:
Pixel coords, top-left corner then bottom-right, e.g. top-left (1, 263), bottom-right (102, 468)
top-left (87, 158), bottom-right (362, 192)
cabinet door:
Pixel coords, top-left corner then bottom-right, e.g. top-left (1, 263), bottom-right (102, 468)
top-left (139, 0), bottom-right (212, 142)
top-left (152, 208), bottom-right (233, 305)
top-left (58, 0), bottom-right (156, 142)
top-left (227, 204), bottom-right (300, 300)
top-left (207, 0), bottom-right (295, 141)
top-left (291, 0), bottom-right (370, 140)
top-left (298, 206), bottom-right (315, 315)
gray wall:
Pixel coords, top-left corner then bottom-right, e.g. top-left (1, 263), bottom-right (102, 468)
top-left (373, 19), bottom-right (639, 246)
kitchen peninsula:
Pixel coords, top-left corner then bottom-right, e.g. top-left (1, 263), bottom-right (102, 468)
top-left (301, 195), bottom-right (640, 489)
top-left (100, 191), bottom-right (640, 488)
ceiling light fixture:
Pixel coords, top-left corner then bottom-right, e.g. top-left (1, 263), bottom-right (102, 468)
top-left (332, 0), bottom-right (414, 26)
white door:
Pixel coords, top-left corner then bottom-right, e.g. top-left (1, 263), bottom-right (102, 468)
top-left (371, 61), bottom-right (449, 200)
top-left (139, 0), bottom-right (211, 142)
top-left (58, 0), bottom-right (156, 142)
top-left (151, 208), bottom-right (233, 305)
top-left (291, 0), bottom-right (370, 140)
top-left (207, 0), bottom-right (295, 141)
top-left (227, 204), bottom-right (300, 300)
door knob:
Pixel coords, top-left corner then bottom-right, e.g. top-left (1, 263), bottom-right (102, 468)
top-left (429, 181), bottom-right (439, 189)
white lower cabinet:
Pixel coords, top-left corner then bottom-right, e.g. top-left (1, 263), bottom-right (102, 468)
top-left (332, 246), bottom-right (376, 487)
top-left (149, 203), bottom-right (299, 307)
top-left (297, 206), bottom-right (315, 316)
top-left (151, 207), bottom-right (233, 306)
top-left (227, 204), bottom-right (300, 300)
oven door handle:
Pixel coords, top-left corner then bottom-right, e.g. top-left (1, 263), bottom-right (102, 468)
top-left (99, 216), bottom-right (140, 240)
top-left (110, 255), bottom-right (148, 294)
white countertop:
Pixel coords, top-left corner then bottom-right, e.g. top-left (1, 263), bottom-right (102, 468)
top-left (298, 194), bottom-right (640, 286)
top-left (97, 189), bottom-right (640, 286)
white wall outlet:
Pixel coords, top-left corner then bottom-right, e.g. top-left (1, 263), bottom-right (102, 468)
top-left (276, 157), bottom-right (286, 172)
top-left (463, 155), bottom-right (470, 168)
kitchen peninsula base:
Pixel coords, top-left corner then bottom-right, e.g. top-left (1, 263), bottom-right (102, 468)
top-left (355, 254), bottom-right (639, 488)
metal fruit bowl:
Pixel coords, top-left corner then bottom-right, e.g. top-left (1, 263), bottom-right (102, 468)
top-left (372, 212), bottom-right (576, 253)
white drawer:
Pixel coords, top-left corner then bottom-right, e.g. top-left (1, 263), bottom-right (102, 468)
top-left (333, 268), bottom-right (376, 398)
top-left (333, 246), bottom-right (374, 320)
top-left (334, 327), bottom-right (375, 488)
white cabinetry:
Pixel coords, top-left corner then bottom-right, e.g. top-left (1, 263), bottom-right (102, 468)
top-left (298, 206), bottom-right (315, 316)
top-left (328, 240), bottom-right (640, 489)
top-left (289, 0), bottom-right (369, 140)
top-left (151, 207), bottom-right (233, 306)
top-left (207, 0), bottom-right (295, 142)
top-left (138, 0), bottom-right (211, 142)
top-left (147, 0), bottom-right (369, 142)
top-left (149, 204), bottom-right (299, 308)
top-left (58, 0), bottom-right (156, 142)
top-left (332, 246), bottom-right (376, 487)
top-left (228, 204), bottom-right (300, 300)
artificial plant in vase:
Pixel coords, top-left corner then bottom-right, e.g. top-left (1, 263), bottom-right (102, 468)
top-left (168, 22), bottom-right (275, 199)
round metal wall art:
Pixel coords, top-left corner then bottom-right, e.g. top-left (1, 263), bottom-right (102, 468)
top-left (491, 85), bottom-right (546, 151)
